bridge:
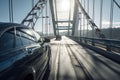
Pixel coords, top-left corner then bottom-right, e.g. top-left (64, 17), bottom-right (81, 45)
top-left (0, 0), bottom-right (120, 80)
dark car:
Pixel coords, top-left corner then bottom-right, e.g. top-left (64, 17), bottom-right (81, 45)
top-left (0, 23), bottom-right (51, 80)
top-left (56, 35), bottom-right (62, 40)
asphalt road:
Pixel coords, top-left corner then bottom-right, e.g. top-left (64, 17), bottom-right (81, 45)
top-left (48, 36), bottom-right (120, 80)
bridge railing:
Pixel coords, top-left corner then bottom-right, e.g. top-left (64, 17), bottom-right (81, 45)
top-left (68, 36), bottom-right (120, 54)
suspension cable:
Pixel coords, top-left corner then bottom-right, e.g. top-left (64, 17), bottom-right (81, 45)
top-left (92, 0), bottom-right (95, 38)
top-left (99, 0), bottom-right (103, 29)
top-left (109, 0), bottom-right (114, 39)
top-left (42, 8), bottom-right (44, 36)
top-left (79, 1), bottom-right (82, 37)
top-left (45, 1), bottom-right (48, 36)
top-left (68, 0), bottom-right (72, 36)
top-left (9, 0), bottom-right (11, 22)
top-left (75, 0), bottom-right (105, 38)
top-left (55, 0), bottom-right (59, 35)
top-left (31, 0), bottom-right (34, 29)
top-left (83, 0), bottom-right (85, 37)
top-left (87, 0), bottom-right (89, 14)
top-left (48, 0), bottom-right (51, 36)
top-left (79, 11), bottom-right (82, 38)
top-left (87, 0), bottom-right (89, 37)
top-left (11, 0), bottom-right (13, 22)
top-left (9, 0), bottom-right (14, 23)
top-left (92, 0), bottom-right (95, 21)
top-left (32, 0), bottom-right (34, 27)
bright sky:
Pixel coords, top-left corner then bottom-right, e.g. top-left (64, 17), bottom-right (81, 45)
top-left (0, 0), bottom-right (120, 32)
top-left (88, 0), bottom-right (120, 28)
top-left (0, 0), bottom-right (32, 23)
top-left (56, 0), bottom-right (74, 27)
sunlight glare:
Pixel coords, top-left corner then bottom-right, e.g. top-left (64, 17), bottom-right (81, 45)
top-left (60, 0), bottom-right (70, 11)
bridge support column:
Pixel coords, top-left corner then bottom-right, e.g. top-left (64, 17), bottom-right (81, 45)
top-left (72, 1), bottom-right (79, 36)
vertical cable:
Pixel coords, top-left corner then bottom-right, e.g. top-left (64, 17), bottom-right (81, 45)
top-left (48, 0), bottom-right (50, 36)
top-left (42, 9), bottom-right (44, 36)
top-left (11, 0), bottom-right (13, 22)
top-left (87, 0), bottom-right (89, 37)
top-left (68, 0), bottom-right (72, 36)
top-left (92, 0), bottom-right (95, 38)
top-left (83, 0), bottom-right (85, 37)
top-left (79, 1), bottom-right (82, 38)
top-left (79, 11), bottom-right (82, 38)
top-left (9, 0), bottom-right (11, 22)
top-left (45, 1), bottom-right (48, 36)
top-left (32, 0), bottom-right (34, 28)
top-left (100, 0), bottom-right (103, 29)
top-left (81, 0), bottom-right (83, 37)
top-left (87, 0), bottom-right (89, 14)
top-left (9, 0), bottom-right (14, 23)
top-left (81, 14), bottom-right (83, 37)
top-left (55, 0), bottom-right (59, 35)
top-left (109, 0), bottom-right (114, 39)
top-left (81, 0), bottom-right (83, 8)
top-left (92, 0), bottom-right (95, 21)
top-left (32, 0), bottom-right (34, 8)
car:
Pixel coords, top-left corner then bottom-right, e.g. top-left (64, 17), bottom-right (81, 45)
top-left (56, 35), bottom-right (62, 40)
top-left (0, 23), bottom-right (51, 80)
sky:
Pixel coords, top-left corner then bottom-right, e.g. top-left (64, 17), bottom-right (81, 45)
top-left (87, 0), bottom-right (120, 28)
top-left (0, 0), bottom-right (32, 23)
top-left (0, 0), bottom-right (52, 33)
top-left (0, 0), bottom-right (120, 33)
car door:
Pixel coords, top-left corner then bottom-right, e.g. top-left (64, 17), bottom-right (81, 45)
top-left (0, 27), bottom-right (25, 80)
top-left (31, 30), bottom-right (49, 79)
top-left (16, 27), bottom-right (47, 78)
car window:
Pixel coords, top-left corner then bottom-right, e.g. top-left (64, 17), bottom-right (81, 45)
top-left (0, 28), bottom-right (15, 52)
top-left (31, 30), bottom-right (43, 42)
top-left (15, 30), bottom-right (23, 47)
top-left (16, 28), bottom-right (36, 46)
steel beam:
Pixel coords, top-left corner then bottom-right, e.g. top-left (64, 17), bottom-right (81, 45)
top-left (21, 0), bottom-right (47, 29)
top-left (57, 26), bottom-right (72, 30)
top-left (55, 21), bottom-right (73, 23)
top-left (72, 2), bottom-right (78, 36)
top-left (56, 28), bottom-right (72, 30)
top-left (49, 0), bottom-right (56, 35)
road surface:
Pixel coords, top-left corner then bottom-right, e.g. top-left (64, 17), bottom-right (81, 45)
top-left (48, 36), bottom-right (120, 80)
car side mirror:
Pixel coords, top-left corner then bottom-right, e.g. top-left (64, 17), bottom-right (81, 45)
top-left (44, 38), bottom-right (50, 43)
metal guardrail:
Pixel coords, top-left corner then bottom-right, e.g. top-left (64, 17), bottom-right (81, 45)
top-left (69, 36), bottom-right (120, 53)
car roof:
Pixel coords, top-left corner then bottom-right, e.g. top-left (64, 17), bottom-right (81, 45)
top-left (0, 23), bottom-right (28, 35)
top-left (0, 22), bottom-right (26, 29)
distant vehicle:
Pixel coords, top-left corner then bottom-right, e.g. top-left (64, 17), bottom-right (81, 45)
top-left (0, 23), bottom-right (51, 80)
top-left (56, 35), bottom-right (62, 40)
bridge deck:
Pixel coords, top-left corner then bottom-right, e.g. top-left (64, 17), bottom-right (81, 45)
top-left (48, 36), bottom-right (120, 80)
